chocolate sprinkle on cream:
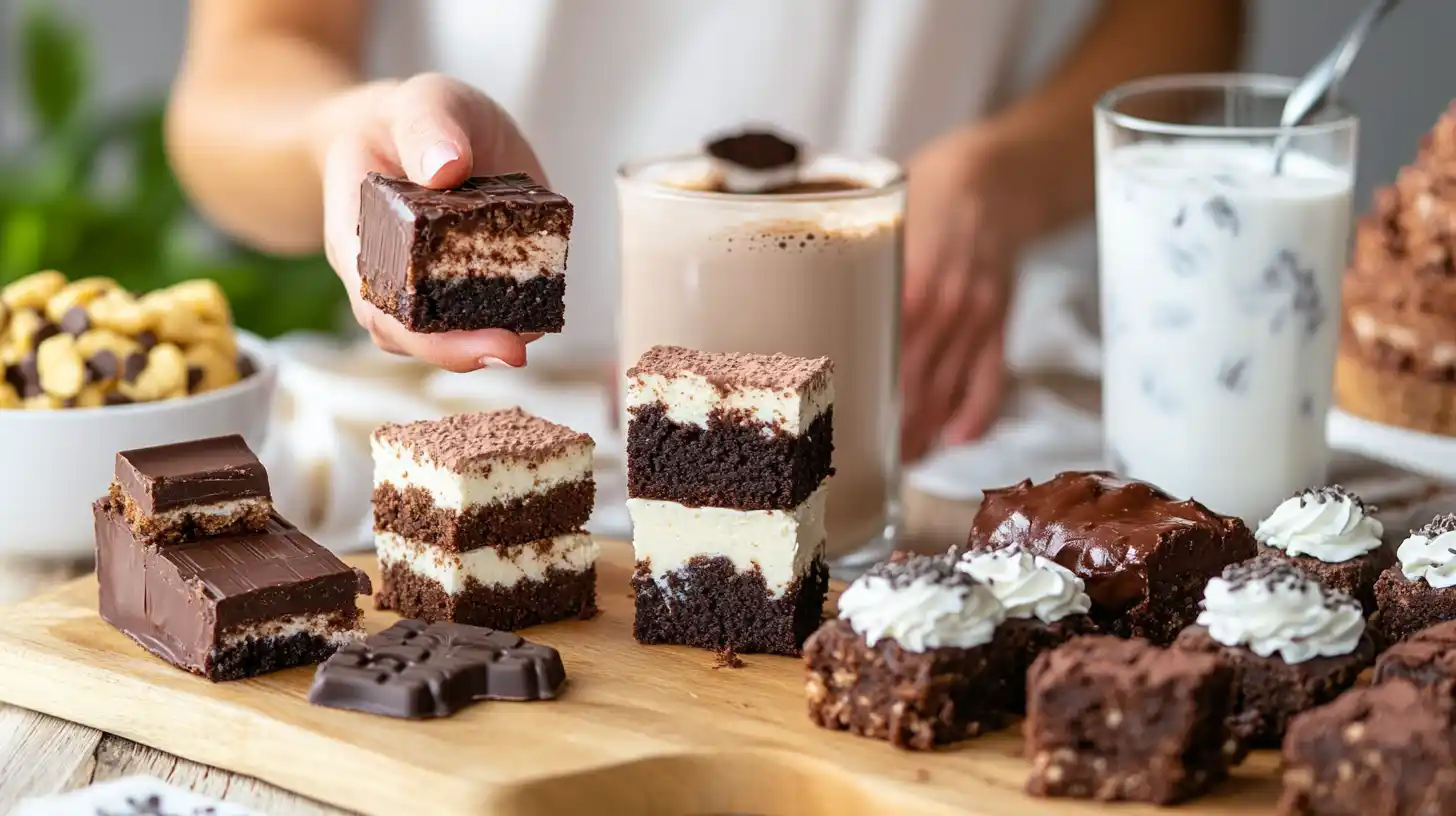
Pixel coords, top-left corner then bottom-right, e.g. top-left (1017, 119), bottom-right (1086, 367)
top-left (864, 552), bottom-right (979, 592)
top-left (1294, 484), bottom-right (1375, 514)
top-left (1218, 553), bottom-right (1359, 613)
top-left (1416, 513), bottom-right (1456, 540)
top-left (373, 408), bottom-right (592, 474)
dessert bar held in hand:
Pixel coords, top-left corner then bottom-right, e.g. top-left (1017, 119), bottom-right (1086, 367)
top-left (804, 554), bottom-right (1012, 749)
top-left (95, 499), bottom-right (369, 682)
top-left (110, 434), bottom-right (272, 546)
top-left (308, 619), bottom-right (566, 719)
top-left (372, 409), bottom-right (599, 630)
top-left (358, 172), bottom-right (573, 333)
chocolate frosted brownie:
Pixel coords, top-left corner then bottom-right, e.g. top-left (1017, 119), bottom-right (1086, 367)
top-left (1174, 555), bottom-right (1374, 748)
top-left (1025, 636), bottom-right (1240, 805)
top-left (1373, 619), bottom-right (1456, 690)
top-left (1374, 514), bottom-right (1456, 644)
top-left (358, 172), bottom-right (572, 333)
top-left (1279, 680), bottom-right (1456, 815)
top-left (627, 345), bottom-right (833, 655)
top-left (969, 471), bottom-right (1256, 643)
top-left (371, 409), bottom-right (599, 630)
top-left (805, 554), bottom-right (1012, 748)
top-left (110, 434), bottom-right (273, 545)
top-left (1255, 485), bottom-right (1391, 615)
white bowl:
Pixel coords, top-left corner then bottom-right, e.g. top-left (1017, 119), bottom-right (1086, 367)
top-left (0, 331), bottom-right (277, 557)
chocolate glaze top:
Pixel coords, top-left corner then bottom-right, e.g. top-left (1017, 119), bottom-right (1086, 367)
top-left (115, 434), bottom-right (271, 515)
top-left (969, 471), bottom-right (1250, 611)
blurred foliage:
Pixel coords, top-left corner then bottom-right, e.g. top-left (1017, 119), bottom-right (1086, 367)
top-left (0, 2), bottom-right (347, 337)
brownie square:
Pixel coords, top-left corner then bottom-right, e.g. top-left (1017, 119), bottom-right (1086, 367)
top-left (1024, 635), bottom-right (1240, 805)
top-left (1174, 625), bottom-right (1375, 749)
top-left (994, 616), bottom-right (1098, 716)
top-left (1279, 680), bottom-right (1456, 815)
top-left (804, 618), bottom-right (1014, 749)
top-left (1260, 545), bottom-right (1393, 616)
top-left (357, 172), bottom-right (572, 334)
top-left (1373, 619), bottom-right (1456, 690)
top-left (970, 471), bottom-right (1256, 644)
top-left (1373, 567), bottom-right (1456, 645)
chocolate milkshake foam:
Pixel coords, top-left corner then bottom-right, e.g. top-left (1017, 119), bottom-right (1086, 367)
top-left (616, 131), bottom-right (905, 566)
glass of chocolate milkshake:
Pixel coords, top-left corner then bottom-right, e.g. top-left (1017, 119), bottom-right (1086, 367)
top-left (617, 130), bottom-right (905, 571)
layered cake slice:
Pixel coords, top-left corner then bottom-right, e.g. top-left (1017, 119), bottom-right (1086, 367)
top-left (358, 172), bottom-right (573, 333)
top-left (626, 345), bottom-right (834, 654)
top-left (110, 434), bottom-right (272, 545)
top-left (95, 499), bottom-right (369, 682)
top-left (626, 345), bottom-right (833, 509)
top-left (372, 409), bottom-right (599, 629)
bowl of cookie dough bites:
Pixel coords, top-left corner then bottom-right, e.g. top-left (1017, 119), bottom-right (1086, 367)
top-left (0, 271), bottom-right (276, 556)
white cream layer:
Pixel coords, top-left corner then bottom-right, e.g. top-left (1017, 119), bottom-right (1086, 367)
top-left (429, 231), bottom-right (568, 282)
top-left (371, 435), bottom-right (593, 511)
top-left (626, 485), bottom-right (827, 597)
top-left (218, 611), bottom-right (362, 651)
top-left (376, 531), bottom-right (599, 594)
top-left (155, 496), bottom-right (270, 523)
top-left (626, 371), bottom-right (832, 434)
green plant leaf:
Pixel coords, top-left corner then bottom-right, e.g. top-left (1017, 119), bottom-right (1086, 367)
top-left (21, 1), bottom-right (87, 136)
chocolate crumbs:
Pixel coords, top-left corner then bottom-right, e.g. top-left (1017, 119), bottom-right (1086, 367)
top-left (712, 647), bottom-right (744, 670)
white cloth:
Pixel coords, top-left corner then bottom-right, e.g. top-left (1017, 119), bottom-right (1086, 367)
top-left (366, 0), bottom-right (1098, 363)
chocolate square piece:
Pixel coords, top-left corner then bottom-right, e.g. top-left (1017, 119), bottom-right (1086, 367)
top-left (357, 172), bottom-right (573, 333)
top-left (95, 498), bottom-right (367, 681)
top-left (1024, 636), bottom-right (1240, 805)
top-left (112, 434), bottom-right (273, 545)
top-left (1373, 568), bottom-right (1456, 645)
top-left (1373, 619), bottom-right (1456, 690)
top-left (969, 471), bottom-right (1256, 644)
top-left (1279, 680), bottom-right (1456, 815)
top-left (307, 619), bottom-right (566, 719)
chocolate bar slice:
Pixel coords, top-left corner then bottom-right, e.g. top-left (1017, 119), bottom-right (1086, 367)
top-left (357, 172), bottom-right (572, 333)
top-left (307, 619), bottom-right (566, 719)
top-left (110, 434), bottom-right (272, 545)
top-left (95, 497), bottom-right (370, 681)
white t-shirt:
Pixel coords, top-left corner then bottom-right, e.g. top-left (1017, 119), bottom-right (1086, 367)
top-left (369, 0), bottom-right (1096, 361)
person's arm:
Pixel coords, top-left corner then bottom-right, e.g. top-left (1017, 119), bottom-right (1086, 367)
top-left (167, 1), bottom-right (547, 371)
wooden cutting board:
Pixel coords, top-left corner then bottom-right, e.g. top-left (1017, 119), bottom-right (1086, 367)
top-left (0, 540), bottom-right (1282, 816)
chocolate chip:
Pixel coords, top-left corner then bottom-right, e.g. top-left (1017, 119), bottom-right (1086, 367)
top-left (186, 365), bottom-right (204, 393)
top-left (122, 352), bottom-right (148, 383)
top-left (88, 350), bottom-right (119, 380)
top-left (134, 330), bottom-right (158, 351)
top-left (15, 353), bottom-right (41, 397)
top-left (59, 306), bottom-right (90, 336)
top-left (1204, 196), bottom-right (1240, 236)
top-left (236, 353), bottom-right (256, 379)
top-left (32, 320), bottom-right (60, 346)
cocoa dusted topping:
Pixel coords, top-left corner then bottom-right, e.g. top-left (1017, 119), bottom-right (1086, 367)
top-left (627, 344), bottom-right (832, 393)
top-left (373, 408), bottom-right (593, 473)
top-left (706, 129), bottom-right (800, 171)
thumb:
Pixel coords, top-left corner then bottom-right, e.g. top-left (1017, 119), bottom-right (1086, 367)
top-left (388, 74), bottom-right (476, 189)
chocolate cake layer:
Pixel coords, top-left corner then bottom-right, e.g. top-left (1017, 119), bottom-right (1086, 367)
top-left (363, 270), bottom-right (566, 334)
top-left (626, 403), bottom-right (834, 509)
top-left (632, 554), bottom-right (829, 655)
top-left (372, 477), bottom-right (594, 551)
top-left (376, 561), bottom-right (597, 631)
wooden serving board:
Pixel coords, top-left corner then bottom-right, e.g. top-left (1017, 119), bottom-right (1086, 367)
top-left (0, 540), bottom-right (1282, 816)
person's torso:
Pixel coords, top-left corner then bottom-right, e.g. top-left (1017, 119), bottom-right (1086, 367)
top-left (371, 0), bottom-right (1029, 360)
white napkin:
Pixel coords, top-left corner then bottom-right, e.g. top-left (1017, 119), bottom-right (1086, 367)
top-left (13, 776), bottom-right (260, 816)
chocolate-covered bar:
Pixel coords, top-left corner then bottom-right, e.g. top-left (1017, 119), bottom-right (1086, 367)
top-left (307, 619), bottom-right (566, 719)
top-left (95, 497), bottom-right (369, 681)
top-left (110, 434), bottom-right (272, 545)
top-left (357, 172), bottom-right (573, 333)
top-left (969, 471), bottom-right (1256, 644)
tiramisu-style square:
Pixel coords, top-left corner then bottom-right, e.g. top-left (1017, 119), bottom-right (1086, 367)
top-left (626, 345), bottom-right (833, 510)
top-left (626, 345), bottom-right (834, 655)
top-left (110, 434), bottom-right (273, 546)
top-left (371, 409), bottom-right (599, 630)
top-left (357, 172), bottom-right (573, 333)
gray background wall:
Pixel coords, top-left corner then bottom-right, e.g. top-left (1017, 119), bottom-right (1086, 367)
top-left (1, 0), bottom-right (1453, 210)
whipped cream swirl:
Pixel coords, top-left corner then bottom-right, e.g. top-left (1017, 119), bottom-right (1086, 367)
top-left (1197, 556), bottom-right (1364, 664)
top-left (956, 546), bottom-right (1091, 623)
top-left (1255, 486), bottom-right (1383, 563)
top-left (838, 555), bottom-right (1006, 652)
top-left (1398, 514), bottom-right (1456, 589)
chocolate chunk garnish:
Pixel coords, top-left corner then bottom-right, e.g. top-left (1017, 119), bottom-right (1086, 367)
top-left (1416, 514), bottom-right (1456, 540)
top-left (59, 306), bottom-right (90, 336)
top-left (307, 619), bottom-right (567, 719)
top-left (122, 352), bottom-right (148, 383)
top-left (1204, 196), bottom-right (1240, 236)
top-left (705, 129), bottom-right (800, 170)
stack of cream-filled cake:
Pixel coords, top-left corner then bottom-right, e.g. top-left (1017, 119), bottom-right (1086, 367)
top-left (625, 345), bottom-right (834, 655)
top-left (369, 408), bottom-right (599, 629)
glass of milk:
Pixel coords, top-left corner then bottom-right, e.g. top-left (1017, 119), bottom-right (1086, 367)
top-left (1095, 74), bottom-right (1358, 523)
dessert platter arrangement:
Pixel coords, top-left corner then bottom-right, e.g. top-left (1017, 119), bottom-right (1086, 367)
top-left (7, 124), bottom-right (1456, 816)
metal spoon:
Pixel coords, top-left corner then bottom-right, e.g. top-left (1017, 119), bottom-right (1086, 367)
top-left (1272, 0), bottom-right (1402, 174)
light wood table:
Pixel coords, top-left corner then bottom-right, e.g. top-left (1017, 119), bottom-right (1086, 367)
top-left (1, 374), bottom-right (1450, 815)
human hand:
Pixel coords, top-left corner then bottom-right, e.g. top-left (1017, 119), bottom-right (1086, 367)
top-left (900, 126), bottom-right (1039, 462)
top-left (313, 74), bottom-right (548, 372)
